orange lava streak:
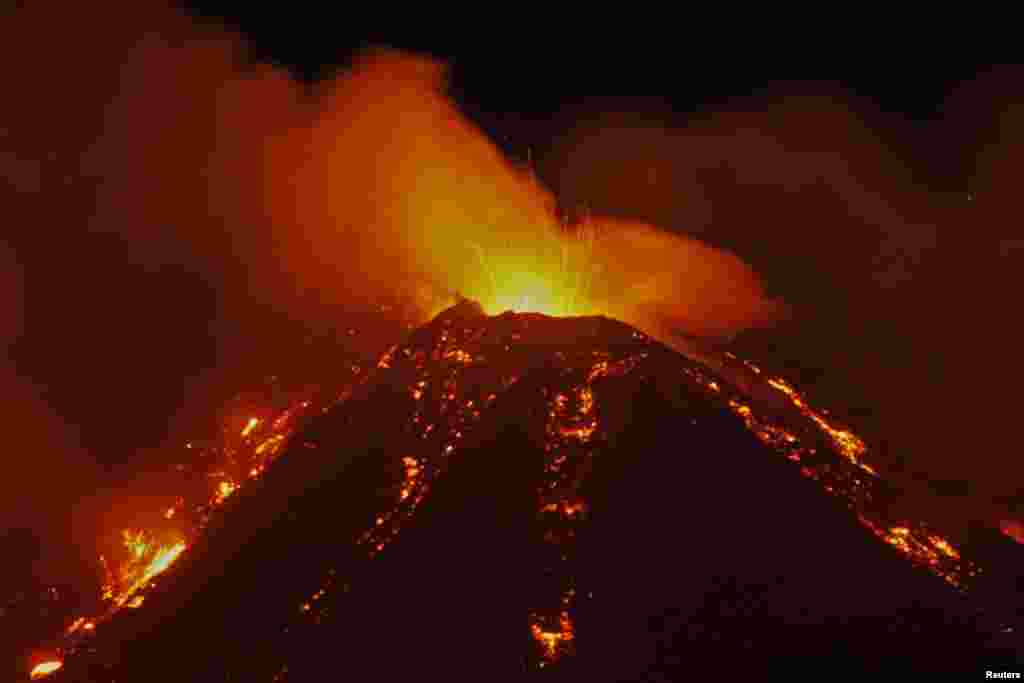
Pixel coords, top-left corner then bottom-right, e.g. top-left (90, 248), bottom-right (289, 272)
top-left (714, 369), bottom-right (976, 590)
top-left (215, 479), bottom-right (237, 504)
top-left (30, 660), bottom-right (63, 680)
top-left (108, 530), bottom-right (188, 608)
top-left (766, 377), bottom-right (874, 476)
top-left (530, 611), bottom-right (576, 662)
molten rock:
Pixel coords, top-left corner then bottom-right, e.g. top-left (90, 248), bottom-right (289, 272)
top-left (43, 300), bottom-right (1022, 680)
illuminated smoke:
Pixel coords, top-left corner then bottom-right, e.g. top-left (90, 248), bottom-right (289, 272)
top-left (0, 243), bottom-right (98, 546)
top-left (2, 3), bottom-right (780, 337)
top-left (261, 50), bottom-right (780, 337)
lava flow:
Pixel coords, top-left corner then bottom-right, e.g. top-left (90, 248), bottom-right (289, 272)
top-left (101, 530), bottom-right (187, 608)
top-left (24, 300), bottom-right (1022, 680)
top-left (25, 383), bottom-right (334, 679)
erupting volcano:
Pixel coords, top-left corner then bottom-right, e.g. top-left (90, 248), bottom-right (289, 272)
top-left (7, 18), bottom-right (1024, 677)
top-left (22, 299), bottom-right (1023, 679)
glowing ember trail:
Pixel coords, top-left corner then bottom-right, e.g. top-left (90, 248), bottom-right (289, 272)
top-left (470, 223), bottom-right (601, 318)
top-left (30, 661), bottom-right (63, 680)
top-left (274, 300), bottom-right (998, 677)
top-left (530, 610), bottom-right (576, 665)
top-left (701, 369), bottom-right (980, 591)
top-left (109, 530), bottom-right (188, 608)
top-left (765, 376), bottom-right (875, 476)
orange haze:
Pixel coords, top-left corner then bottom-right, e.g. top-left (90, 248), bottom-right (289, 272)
top-left (0, 1), bottom-right (779, 563)
top-left (260, 50), bottom-right (781, 338)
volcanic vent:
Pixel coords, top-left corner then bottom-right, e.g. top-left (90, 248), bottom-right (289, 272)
top-left (35, 299), bottom-right (1022, 680)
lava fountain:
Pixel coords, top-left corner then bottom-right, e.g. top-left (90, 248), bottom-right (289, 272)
top-left (262, 50), bottom-right (783, 345)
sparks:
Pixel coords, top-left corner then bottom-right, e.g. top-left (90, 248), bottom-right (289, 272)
top-left (471, 223), bottom-right (601, 317)
top-left (721, 373), bottom-right (976, 590)
top-left (766, 377), bottom-right (874, 476)
top-left (530, 611), bottom-right (575, 661)
top-left (241, 417), bottom-right (261, 437)
top-left (36, 303), bottom-right (993, 677)
top-left (30, 383), bottom-right (326, 676)
top-left (109, 530), bottom-right (188, 608)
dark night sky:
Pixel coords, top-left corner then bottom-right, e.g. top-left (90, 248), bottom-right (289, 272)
top-left (2, 2), bottom-right (1023, 584)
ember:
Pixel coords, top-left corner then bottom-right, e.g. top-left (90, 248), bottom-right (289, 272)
top-left (111, 532), bottom-right (187, 608)
top-left (30, 660), bottom-right (63, 680)
top-left (717, 378), bottom-right (978, 590)
top-left (530, 610), bottom-right (575, 663)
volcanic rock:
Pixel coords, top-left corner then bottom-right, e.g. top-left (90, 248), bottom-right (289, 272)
top-left (45, 300), bottom-right (1022, 680)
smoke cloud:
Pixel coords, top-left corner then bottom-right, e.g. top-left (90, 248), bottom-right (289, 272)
top-left (257, 50), bottom-right (779, 337)
top-left (5, 2), bottom-right (1024, 541)
top-left (535, 87), bottom-right (1024, 526)
top-left (0, 1), bottom-right (778, 569)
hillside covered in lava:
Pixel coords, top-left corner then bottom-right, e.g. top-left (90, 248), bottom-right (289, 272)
top-left (26, 300), bottom-right (1023, 679)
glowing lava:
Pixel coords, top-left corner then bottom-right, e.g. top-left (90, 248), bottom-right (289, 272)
top-left (30, 381), bottom-right (327, 678)
top-left (215, 479), bottom-right (238, 504)
top-left (480, 270), bottom-right (586, 317)
top-left (34, 302), bottom-right (1000, 677)
top-left (109, 529), bottom-right (188, 608)
top-left (530, 611), bottom-right (575, 662)
top-left (30, 660), bottom-right (63, 680)
top-left (241, 417), bottom-right (261, 438)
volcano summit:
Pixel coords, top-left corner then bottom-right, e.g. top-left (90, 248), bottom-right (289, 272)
top-left (30, 300), bottom-right (1022, 680)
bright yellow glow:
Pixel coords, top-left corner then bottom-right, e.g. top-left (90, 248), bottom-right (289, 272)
top-left (467, 229), bottom-right (602, 318)
top-left (111, 530), bottom-right (187, 608)
top-left (215, 480), bottom-right (237, 504)
top-left (31, 661), bottom-right (63, 679)
top-left (530, 611), bottom-right (575, 661)
top-left (241, 417), bottom-right (261, 437)
top-left (481, 271), bottom-right (584, 317)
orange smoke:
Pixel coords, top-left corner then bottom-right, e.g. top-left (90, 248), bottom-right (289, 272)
top-left (0, 2), bottom-right (781, 574)
top-left (261, 50), bottom-right (779, 336)
top-left (3, 3), bottom-right (780, 341)
top-left (260, 49), bottom-right (559, 318)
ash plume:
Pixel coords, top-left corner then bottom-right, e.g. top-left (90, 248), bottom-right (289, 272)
top-left (258, 49), bottom-right (781, 336)
top-left (0, 1), bottom-right (780, 568)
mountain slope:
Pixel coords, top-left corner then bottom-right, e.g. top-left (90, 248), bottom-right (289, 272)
top-left (44, 299), bottom-right (1021, 680)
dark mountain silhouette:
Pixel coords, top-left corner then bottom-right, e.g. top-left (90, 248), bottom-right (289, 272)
top-left (34, 300), bottom-right (1022, 680)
